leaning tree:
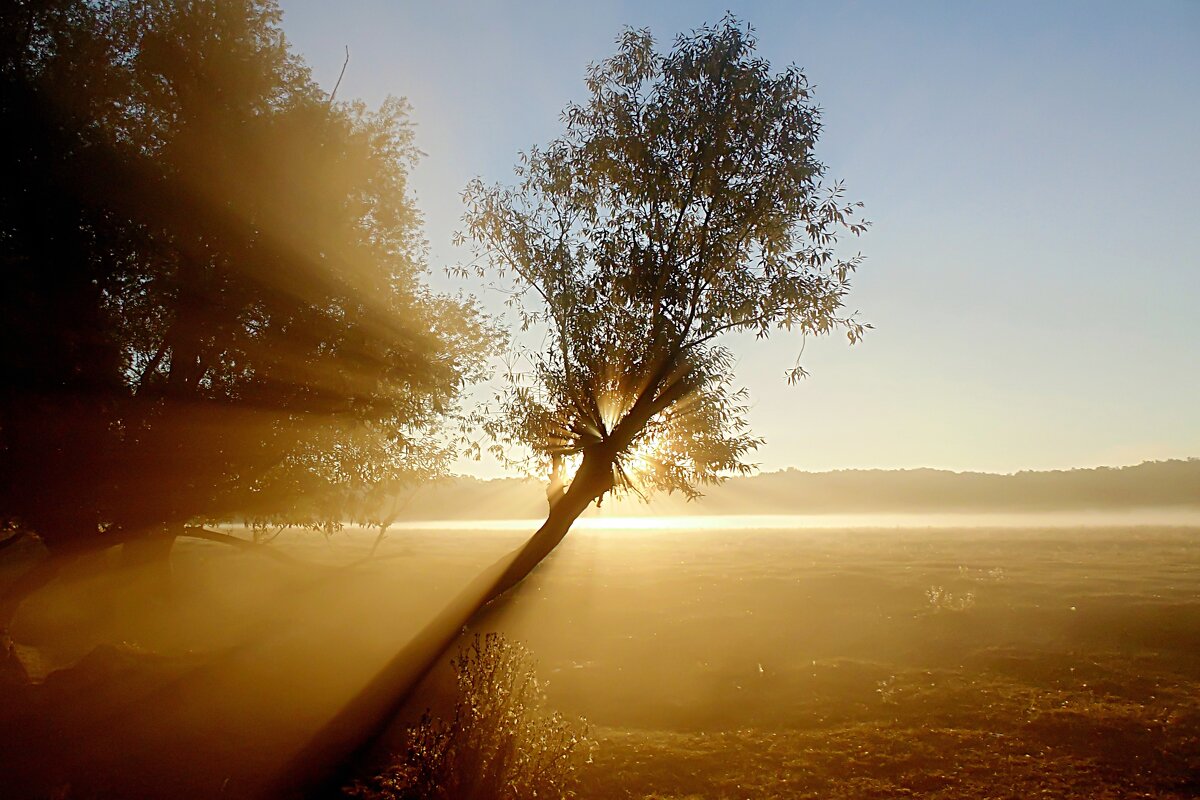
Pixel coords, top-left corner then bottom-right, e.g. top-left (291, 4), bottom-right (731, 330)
top-left (0, 0), bottom-right (490, 641)
top-left (463, 17), bottom-right (870, 594)
top-left (281, 16), bottom-right (870, 796)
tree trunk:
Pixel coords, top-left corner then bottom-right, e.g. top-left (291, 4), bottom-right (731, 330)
top-left (266, 453), bottom-right (615, 799)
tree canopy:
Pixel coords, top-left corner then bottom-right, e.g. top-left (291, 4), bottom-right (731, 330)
top-left (0, 0), bottom-right (489, 555)
top-left (461, 17), bottom-right (868, 502)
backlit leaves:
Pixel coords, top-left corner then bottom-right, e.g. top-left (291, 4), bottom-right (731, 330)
top-left (462, 16), bottom-right (868, 499)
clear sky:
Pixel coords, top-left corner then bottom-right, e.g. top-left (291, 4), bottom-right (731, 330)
top-left (277, 0), bottom-right (1200, 477)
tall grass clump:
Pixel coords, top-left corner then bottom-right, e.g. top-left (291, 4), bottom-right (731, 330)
top-left (345, 633), bottom-right (592, 800)
top-left (924, 585), bottom-right (976, 613)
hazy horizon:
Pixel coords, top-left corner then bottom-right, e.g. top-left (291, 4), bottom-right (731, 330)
top-left (444, 454), bottom-right (1200, 481)
top-left (360, 458), bottom-right (1200, 524)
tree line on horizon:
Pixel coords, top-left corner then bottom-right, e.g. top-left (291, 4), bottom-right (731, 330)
top-left (376, 458), bottom-right (1200, 520)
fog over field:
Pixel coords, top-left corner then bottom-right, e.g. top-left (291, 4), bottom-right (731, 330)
top-left (3, 464), bottom-right (1198, 797)
top-left (4, 518), bottom-right (1199, 798)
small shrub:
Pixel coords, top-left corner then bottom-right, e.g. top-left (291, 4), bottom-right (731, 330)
top-left (957, 565), bottom-right (1006, 583)
top-left (346, 633), bottom-right (592, 800)
top-left (875, 675), bottom-right (899, 705)
top-left (924, 585), bottom-right (976, 613)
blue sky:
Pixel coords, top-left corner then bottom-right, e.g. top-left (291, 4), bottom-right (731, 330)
top-left (278, 1), bottom-right (1200, 476)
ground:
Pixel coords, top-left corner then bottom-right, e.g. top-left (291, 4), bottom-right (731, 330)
top-left (2, 521), bottom-right (1198, 798)
top-left (483, 525), bottom-right (1200, 799)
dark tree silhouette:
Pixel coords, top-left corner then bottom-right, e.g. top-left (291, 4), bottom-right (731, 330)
top-left (0, 0), bottom-right (489, 640)
top-left (280, 17), bottom-right (869, 797)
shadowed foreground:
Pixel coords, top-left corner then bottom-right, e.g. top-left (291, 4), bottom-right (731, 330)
top-left (2, 522), bottom-right (1199, 798)
top-left (0, 531), bottom-right (523, 799)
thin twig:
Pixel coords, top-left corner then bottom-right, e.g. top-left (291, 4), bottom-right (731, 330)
top-left (328, 45), bottom-right (349, 106)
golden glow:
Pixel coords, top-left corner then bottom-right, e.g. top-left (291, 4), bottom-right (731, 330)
top-left (619, 431), bottom-right (665, 489)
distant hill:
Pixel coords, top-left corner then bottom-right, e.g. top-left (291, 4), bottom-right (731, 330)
top-left (389, 458), bottom-right (1200, 520)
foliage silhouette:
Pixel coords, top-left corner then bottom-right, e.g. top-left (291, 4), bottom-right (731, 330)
top-left (0, 0), bottom-right (489, 633)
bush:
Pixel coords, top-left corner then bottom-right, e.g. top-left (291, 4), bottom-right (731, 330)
top-left (346, 633), bottom-right (592, 800)
top-left (924, 585), bottom-right (976, 613)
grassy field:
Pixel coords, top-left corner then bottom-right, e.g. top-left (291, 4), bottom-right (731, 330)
top-left (3, 522), bottom-right (1199, 798)
top-left (471, 525), bottom-right (1200, 798)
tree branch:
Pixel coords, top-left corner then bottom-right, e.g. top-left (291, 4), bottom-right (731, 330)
top-left (328, 45), bottom-right (349, 106)
top-left (652, 36), bottom-right (740, 334)
top-left (133, 340), bottom-right (168, 395)
top-left (179, 526), bottom-right (306, 565)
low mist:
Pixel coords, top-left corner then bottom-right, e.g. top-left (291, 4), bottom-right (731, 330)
top-left (6, 519), bottom-right (1200, 797)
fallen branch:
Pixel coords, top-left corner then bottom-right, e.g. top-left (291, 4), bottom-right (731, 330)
top-left (180, 526), bottom-right (310, 566)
